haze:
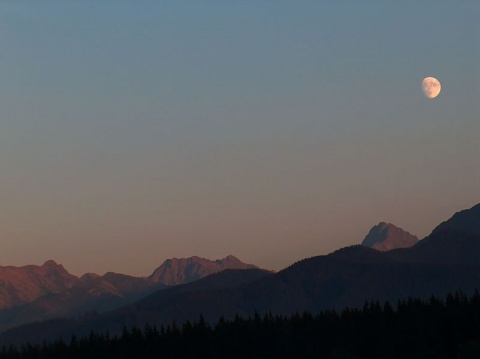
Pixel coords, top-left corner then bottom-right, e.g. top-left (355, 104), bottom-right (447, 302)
top-left (0, 2), bottom-right (478, 276)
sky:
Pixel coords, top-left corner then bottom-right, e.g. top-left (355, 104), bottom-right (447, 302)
top-left (0, 1), bottom-right (479, 276)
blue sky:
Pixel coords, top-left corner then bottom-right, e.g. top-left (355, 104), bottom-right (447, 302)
top-left (0, 1), bottom-right (479, 275)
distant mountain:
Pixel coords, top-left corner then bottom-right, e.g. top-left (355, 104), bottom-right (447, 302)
top-left (0, 255), bottom-right (258, 333)
top-left (0, 260), bottom-right (77, 310)
top-left (3, 203), bottom-right (480, 345)
top-left (5, 243), bottom-right (480, 345)
top-left (362, 222), bottom-right (418, 251)
top-left (0, 269), bottom-right (273, 345)
top-left (148, 255), bottom-right (258, 285)
top-left (0, 272), bottom-right (162, 333)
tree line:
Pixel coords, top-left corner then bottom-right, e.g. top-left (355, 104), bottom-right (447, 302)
top-left (2, 291), bottom-right (480, 358)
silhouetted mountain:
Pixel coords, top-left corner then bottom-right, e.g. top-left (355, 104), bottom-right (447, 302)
top-left (362, 222), bottom-right (418, 251)
top-left (0, 269), bottom-right (273, 345)
top-left (5, 242), bottom-right (480, 345)
top-left (148, 255), bottom-right (257, 285)
top-left (431, 203), bottom-right (480, 236)
top-left (391, 203), bottom-right (480, 265)
top-left (2, 203), bottom-right (480, 346)
top-left (6, 292), bottom-right (480, 359)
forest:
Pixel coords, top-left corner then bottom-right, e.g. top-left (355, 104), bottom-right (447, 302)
top-left (1, 291), bottom-right (480, 359)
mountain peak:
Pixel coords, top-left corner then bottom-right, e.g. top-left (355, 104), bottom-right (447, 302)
top-left (40, 260), bottom-right (72, 276)
top-left (362, 222), bottom-right (418, 251)
top-left (148, 255), bottom-right (257, 286)
top-left (0, 261), bottom-right (78, 311)
top-left (42, 260), bottom-right (59, 268)
top-left (215, 255), bottom-right (241, 264)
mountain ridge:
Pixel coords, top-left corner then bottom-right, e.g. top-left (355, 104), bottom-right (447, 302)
top-left (430, 203), bottom-right (480, 237)
top-left (148, 255), bottom-right (258, 285)
top-left (1, 203), bottom-right (480, 345)
top-left (0, 255), bottom-right (258, 332)
top-left (0, 260), bottom-right (78, 310)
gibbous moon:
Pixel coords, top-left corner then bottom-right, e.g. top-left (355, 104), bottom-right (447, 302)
top-left (422, 77), bottom-right (441, 99)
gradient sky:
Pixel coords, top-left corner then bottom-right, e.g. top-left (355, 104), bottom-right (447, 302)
top-left (0, 1), bottom-right (479, 276)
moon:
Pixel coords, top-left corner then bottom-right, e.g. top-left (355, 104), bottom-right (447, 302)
top-left (422, 77), bottom-right (441, 99)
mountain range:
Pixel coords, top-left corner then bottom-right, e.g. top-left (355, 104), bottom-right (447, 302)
top-left (1, 202), bottom-right (480, 345)
top-left (0, 255), bottom-right (257, 333)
